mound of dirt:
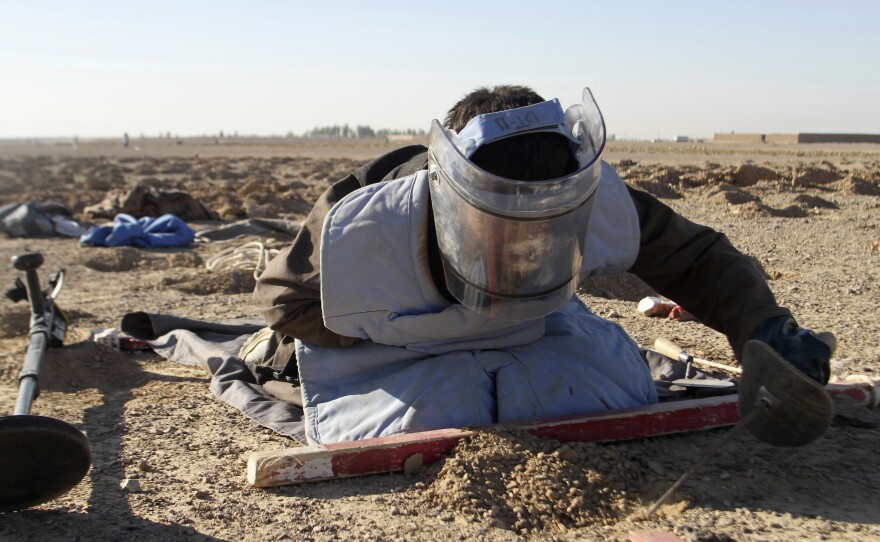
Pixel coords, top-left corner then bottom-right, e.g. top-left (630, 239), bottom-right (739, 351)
top-left (770, 204), bottom-right (811, 218)
top-left (728, 201), bottom-right (809, 218)
top-left (39, 340), bottom-right (149, 392)
top-left (631, 179), bottom-right (682, 199)
top-left (706, 186), bottom-right (760, 206)
top-left (79, 247), bottom-right (142, 272)
top-left (733, 164), bottom-right (778, 186)
top-left (161, 268), bottom-right (256, 295)
top-left (420, 429), bottom-right (654, 536)
top-left (838, 175), bottom-right (880, 196)
top-left (792, 194), bottom-right (837, 210)
top-left (791, 167), bottom-right (841, 187)
top-left (84, 184), bottom-right (219, 221)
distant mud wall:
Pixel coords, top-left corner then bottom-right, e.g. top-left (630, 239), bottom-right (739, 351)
top-left (766, 133), bottom-right (799, 144)
top-left (796, 133), bottom-right (880, 144)
top-left (716, 132), bottom-right (880, 144)
top-left (713, 133), bottom-right (765, 143)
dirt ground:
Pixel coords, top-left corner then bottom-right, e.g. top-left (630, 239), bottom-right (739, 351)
top-left (0, 137), bottom-right (878, 541)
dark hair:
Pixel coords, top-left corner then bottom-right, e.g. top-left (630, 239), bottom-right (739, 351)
top-left (443, 85), bottom-right (578, 181)
top-left (444, 85), bottom-right (545, 132)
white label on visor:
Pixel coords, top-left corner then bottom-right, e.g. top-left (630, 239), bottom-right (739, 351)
top-left (457, 99), bottom-right (579, 157)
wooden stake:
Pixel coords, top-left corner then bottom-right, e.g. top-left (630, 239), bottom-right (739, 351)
top-left (247, 381), bottom-right (873, 488)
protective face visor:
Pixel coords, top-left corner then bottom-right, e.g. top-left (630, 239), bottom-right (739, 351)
top-left (428, 88), bottom-right (606, 321)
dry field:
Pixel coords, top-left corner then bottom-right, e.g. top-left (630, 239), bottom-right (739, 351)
top-left (0, 137), bottom-right (878, 541)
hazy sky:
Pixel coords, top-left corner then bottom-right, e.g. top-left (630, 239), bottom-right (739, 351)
top-left (2, 1), bottom-right (878, 139)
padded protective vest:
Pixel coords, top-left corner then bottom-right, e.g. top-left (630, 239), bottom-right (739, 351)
top-left (296, 163), bottom-right (655, 444)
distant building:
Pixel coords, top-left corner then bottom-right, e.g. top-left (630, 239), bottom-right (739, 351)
top-left (673, 135), bottom-right (689, 143)
top-left (716, 132), bottom-right (880, 144)
top-left (713, 133), bottom-right (765, 143)
top-left (796, 133), bottom-right (880, 144)
top-left (765, 133), bottom-right (799, 144)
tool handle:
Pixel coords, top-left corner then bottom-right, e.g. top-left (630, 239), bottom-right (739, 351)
top-left (654, 338), bottom-right (691, 363)
top-left (654, 337), bottom-right (743, 374)
top-left (12, 253), bottom-right (44, 271)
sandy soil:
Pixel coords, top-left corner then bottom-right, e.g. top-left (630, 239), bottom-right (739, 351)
top-left (0, 137), bottom-right (878, 541)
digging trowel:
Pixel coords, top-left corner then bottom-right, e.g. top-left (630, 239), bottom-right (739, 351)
top-left (647, 338), bottom-right (834, 515)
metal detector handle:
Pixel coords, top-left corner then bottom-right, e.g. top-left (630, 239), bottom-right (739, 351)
top-left (12, 253), bottom-right (45, 319)
top-left (11, 253), bottom-right (49, 416)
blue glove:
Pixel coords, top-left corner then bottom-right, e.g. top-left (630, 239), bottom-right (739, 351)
top-left (750, 316), bottom-right (832, 384)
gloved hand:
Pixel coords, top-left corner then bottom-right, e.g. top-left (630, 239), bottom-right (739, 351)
top-left (750, 315), bottom-right (832, 384)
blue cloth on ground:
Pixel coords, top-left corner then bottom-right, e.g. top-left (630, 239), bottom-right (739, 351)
top-left (80, 213), bottom-right (195, 248)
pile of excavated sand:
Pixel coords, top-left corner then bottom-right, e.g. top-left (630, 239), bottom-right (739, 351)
top-left (420, 429), bottom-right (659, 536)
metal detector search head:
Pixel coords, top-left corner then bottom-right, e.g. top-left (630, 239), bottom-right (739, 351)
top-left (0, 415), bottom-right (92, 512)
top-left (739, 340), bottom-right (833, 447)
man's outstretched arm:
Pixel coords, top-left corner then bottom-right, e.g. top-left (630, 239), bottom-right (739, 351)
top-left (625, 186), bottom-right (792, 360)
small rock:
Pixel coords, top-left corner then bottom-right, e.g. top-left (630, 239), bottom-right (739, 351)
top-left (120, 478), bottom-right (141, 493)
top-left (557, 445), bottom-right (579, 463)
top-left (193, 489), bottom-right (210, 499)
top-left (403, 453), bottom-right (423, 475)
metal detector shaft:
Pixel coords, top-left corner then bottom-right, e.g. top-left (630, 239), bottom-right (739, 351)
top-left (12, 253), bottom-right (53, 416)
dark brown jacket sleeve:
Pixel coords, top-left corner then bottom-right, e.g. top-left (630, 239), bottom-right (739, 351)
top-left (252, 146), bottom-right (429, 347)
top-left (253, 175), bottom-right (361, 347)
top-left (625, 186), bottom-right (791, 360)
